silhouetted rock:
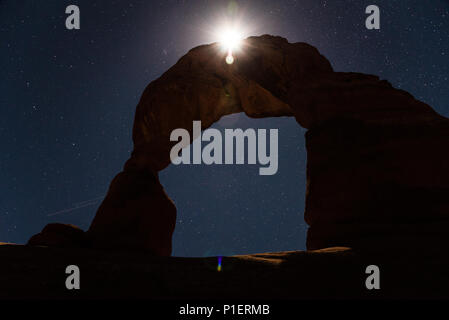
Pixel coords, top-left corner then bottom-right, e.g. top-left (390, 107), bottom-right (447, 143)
top-left (87, 170), bottom-right (176, 256)
top-left (86, 35), bottom-right (336, 254)
top-left (305, 119), bottom-right (449, 249)
top-left (30, 35), bottom-right (449, 254)
top-left (27, 223), bottom-right (86, 248)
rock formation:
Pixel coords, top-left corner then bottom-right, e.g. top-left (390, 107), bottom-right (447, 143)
top-left (29, 35), bottom-right (449, 255)
top-left (28, 223), bottom-right (86, 248)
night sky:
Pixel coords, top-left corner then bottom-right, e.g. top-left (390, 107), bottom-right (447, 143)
top-left (1, 0), bottom-right (448, 257)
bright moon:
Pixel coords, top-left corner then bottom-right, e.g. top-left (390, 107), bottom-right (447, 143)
top-left (217, 26), bottom-right (243, 64)
top-left (219, 27), bottom-right (243, 52)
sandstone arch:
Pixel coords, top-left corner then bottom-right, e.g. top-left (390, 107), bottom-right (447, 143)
top-left (30, 35), bottom-right (449, 256)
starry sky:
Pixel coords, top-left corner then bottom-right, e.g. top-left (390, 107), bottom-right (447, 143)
top-left (0, 0), bottom-right (448, 257)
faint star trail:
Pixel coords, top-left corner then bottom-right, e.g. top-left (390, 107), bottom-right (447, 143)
top-left (46, 196), bottom-right (104, 217)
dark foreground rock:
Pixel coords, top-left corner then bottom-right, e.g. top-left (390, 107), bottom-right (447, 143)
top-left (1, 244), bottom-right (448, 299)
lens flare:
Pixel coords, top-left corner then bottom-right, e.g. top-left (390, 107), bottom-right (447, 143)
top-left (217, 256), bottom-right (222, 272)
top-left (225, 53), bottom-right (234, 65)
